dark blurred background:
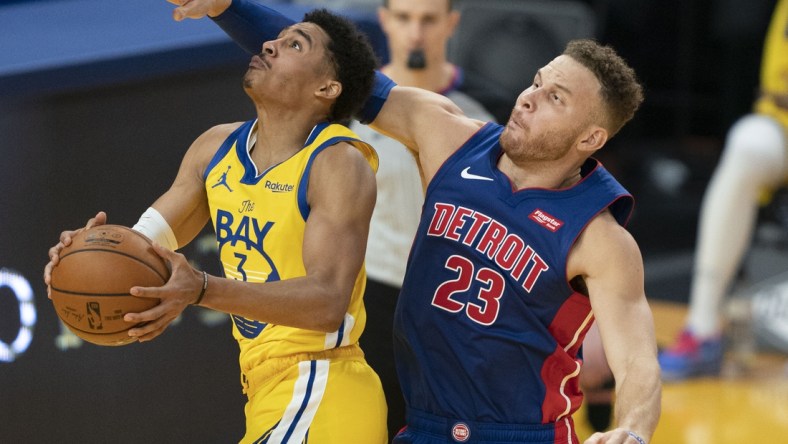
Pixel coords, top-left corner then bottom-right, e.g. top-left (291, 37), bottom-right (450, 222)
top-left (0, 0), bottom-right (778, 442)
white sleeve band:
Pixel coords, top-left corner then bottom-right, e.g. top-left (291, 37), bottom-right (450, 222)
top-left (132, 207), bottom-right (179, 251)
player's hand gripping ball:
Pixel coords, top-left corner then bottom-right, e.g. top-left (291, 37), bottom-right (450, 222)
top-left (50, 225), bottom-right (170, 346)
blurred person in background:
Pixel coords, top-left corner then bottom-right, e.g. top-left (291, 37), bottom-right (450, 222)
top-left (659, 0), bottom-right (787, 381)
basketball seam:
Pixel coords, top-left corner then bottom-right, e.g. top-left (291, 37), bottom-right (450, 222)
top-left (59, 247), bottom-right (169, 282)
top-left (63, 323), bottom-right (140, 335)
top-left (49, 288), bottom-right (134, 297)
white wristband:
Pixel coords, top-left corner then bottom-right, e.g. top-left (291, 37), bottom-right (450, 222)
top-left (132, 207), bottom-right (179, 251)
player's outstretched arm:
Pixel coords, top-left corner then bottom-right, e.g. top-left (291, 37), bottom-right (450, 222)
top-left (368, 84), bottom-right (484, 183)
top-left (167, 0), bottom-right (230, 21)
top-left (167, 0), bottom-right (295, 54)
top-left (570, 213), bottom-right (661, 444)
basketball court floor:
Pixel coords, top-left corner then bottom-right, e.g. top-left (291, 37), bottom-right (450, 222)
top-left (574, 299), bottom-right (788, 443)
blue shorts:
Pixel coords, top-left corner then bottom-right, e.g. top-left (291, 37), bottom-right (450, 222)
top-left (392, 408), bottom-right (577, 444)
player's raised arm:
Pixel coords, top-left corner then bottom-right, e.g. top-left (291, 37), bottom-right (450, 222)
top-left (168, 0), bottom-right (293, 53)
top-left (366, 84), bottom-right (485, 183)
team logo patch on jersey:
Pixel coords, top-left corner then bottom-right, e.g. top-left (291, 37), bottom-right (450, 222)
top-left (528, 209), bottom-right (564, 232)
top-left (212, 165), bottom-right (234, 192)
top-left (451, 423), bottom-right (470, 442)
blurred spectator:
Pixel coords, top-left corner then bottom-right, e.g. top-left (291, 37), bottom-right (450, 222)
top-left (659, 0), bottom-right (787, 381)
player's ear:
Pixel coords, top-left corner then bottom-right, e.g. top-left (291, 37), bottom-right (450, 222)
top-left (317, 80), bottom-right (342, 100)
top-left (578, 126), bottom-right (608, 153)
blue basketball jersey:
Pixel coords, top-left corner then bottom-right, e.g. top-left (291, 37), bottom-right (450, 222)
top-left (394, 123), bottom-right (633, 434)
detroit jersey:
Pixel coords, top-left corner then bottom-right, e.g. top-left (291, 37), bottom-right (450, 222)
top-left (204, 119), bottom-right (378, 376)
top-left (393, 123), bottom-right (633, 436)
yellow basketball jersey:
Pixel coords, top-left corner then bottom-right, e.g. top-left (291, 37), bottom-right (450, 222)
top-left (755, 0), bottom-right (788, 128)
top-left (204, 119), bottom-right (378, 376)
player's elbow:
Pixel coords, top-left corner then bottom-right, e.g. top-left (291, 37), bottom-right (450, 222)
top-left (313, 308), bottom-right (347, 332)
top-left (312, 289), bottom-right (352, 332)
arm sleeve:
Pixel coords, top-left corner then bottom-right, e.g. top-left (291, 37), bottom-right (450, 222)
top-left (357, 71), bottom-right (397, 124)
top-left (210, 0), bottom-right (295, 54)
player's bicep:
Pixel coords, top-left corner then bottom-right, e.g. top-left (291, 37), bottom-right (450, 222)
top-left (151, 124), bottom-right (236, 246)
top-left (302, 143), bottom-right (376, 297)
top-left (580, 221), bottom-right (657, 373)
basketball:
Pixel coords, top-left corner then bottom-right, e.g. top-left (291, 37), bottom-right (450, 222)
top-left (50, 224), bottom-right (170, 346)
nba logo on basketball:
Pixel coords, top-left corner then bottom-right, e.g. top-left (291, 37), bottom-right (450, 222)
top-left (87, 302), bottom-right (103, 330)
top-left (451, 423), bottom-right (470, 442)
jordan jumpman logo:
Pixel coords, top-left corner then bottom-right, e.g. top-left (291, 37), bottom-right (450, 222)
top-left (212, 165), bottom-right (233, 192)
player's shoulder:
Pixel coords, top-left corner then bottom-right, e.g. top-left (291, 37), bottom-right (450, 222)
top-left (201, 121), bottom-right (245, 142)
top-left (314, 138), bottom-right (370, 168)
top-left (189, 122), bottom-right (245, 153)
top-left (573, 210), bottom-right (642, 269)
top-left (182, 121), bottom-right (247, 170)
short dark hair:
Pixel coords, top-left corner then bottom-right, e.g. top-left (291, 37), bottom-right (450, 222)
top-left (563, 39), bottom-right (644, 136)
top-left (303, 9), bottom-right (378, 122)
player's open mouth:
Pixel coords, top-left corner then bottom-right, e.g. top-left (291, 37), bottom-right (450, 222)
top-left (249, 55), bottom-right (268, 70)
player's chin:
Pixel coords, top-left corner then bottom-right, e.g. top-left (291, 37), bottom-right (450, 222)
top-left (499, 129), bottom-right (519, 153)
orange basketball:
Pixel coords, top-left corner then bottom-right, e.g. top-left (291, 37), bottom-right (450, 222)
top-left (50, 224), bottom-right (170, 346)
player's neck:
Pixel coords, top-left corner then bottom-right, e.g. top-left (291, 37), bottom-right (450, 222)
top-left (382, 62), bottom-right (457, 94)
top-left (498, 155), bottom-right (584, 191)
top-left (250, 111), bottom-right (324, 170)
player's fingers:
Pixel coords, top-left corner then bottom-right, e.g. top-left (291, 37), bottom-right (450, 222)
top-left (172, 6), bottom-right (187, 21)
top-left (123, 293), bottom-right (172, 324)
top-left (43, 261), bottom-right (53, 285)
top-left (136, 327), bottom-right (167, 343)
top-left (149, 243), bottom-right (183, 278)
top-left (85, 211), bottom-right (107, 229)
top-left (128, 285), bottom-right (162, 300)
top-left (583, 432), bottom-right (605, 444)
top-left (43, 262), bottom-right (54, 299)
top-left (128, 322), bottom-right (163, 342)
top-left (127, 313), bottom-right (176, 342)
top-left (173, 0), bottom-right (208, 21)
top-left (151, 241), bottom-right (176, 259)
top-left (48, 242), bottom-right (64, 263)
top-left (58, 230), bottom-right (74, 247)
